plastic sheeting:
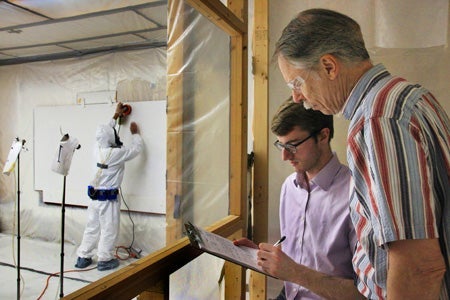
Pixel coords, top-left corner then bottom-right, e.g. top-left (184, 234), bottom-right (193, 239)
top-left (277, 0), bottom-right (448, 49)
top-left (166, 1), bottom-right (231, 298)
top-left (0, 0), bottom-right (233, 298)
top-left (374, 0), bottom-right (448, 48)
top-left (0, 0), bottom-right (168, 65)
top-left (166, 1), bottom-right (231, 230)
top-left (0, 47), bottom-right (168, 257)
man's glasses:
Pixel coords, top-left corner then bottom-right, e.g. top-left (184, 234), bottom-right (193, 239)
top-left (287, 67), bottom-right (312, 92)
top-left (274, 130), bottom-right (320, 154)
top-left (286, 76), bottom-right (305, 92)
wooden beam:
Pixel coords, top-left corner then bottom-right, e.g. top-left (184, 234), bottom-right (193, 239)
top-left (250, 0), bottom-right (269, 298)
top-left (186, 0), bottom-right (245, 35)
top-left (63, 216), bottom-right (245, 300)
top-left (223, 227), bottom-right (246, 299)
top-left (63, 238), bottom-right (200, 300)
top-left (226, 3), bottom-right (249, 299)
top-left (249, 272), bottom-right (267, 299)
top-left (138, 280), bottom-right (169, 300)
top-left (229, 33), bottom-right (248, 218)
top-left (224, 261), bottom-right (246, 299)
top-left (166, 0), bottom-right (186, 243)
top-left (65, 0), bottom-right (251, 298)
top-left (251, 0), bottom-right (268, 249)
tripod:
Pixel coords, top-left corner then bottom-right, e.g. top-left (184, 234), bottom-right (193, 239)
top-left (51, 134), bottom-right (80, 298)
top-left (16, 150), bottom-right (22, 300)
top-left (59, 175), bottom-right (67, 298)
top-left (3, 138), bottom-right (27, 300)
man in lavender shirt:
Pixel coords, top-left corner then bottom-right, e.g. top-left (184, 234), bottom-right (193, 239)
top-left (235, 99), bottom-right (361, 299)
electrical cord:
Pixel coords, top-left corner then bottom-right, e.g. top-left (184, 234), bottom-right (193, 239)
top-left (114, 187), bottom-right (142, 261)
top-left (112, 121), bottom-right (142, 261)
top-left (0, 261), bottom-right (95, 300)
top-left (36, 266), bottom-right (96, 300)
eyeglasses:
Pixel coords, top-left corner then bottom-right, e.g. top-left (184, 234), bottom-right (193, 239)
top-left (286, 76), bottom-right (305, 92)
top-left (274, 130), bottom-right (320, 154)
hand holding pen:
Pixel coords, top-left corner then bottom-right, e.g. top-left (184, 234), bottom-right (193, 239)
top-left (256, 236), bottom-right (295, 280)
top-left (233, 235), bottom-right (288, 279)
top-left (273, 236), bottom-right (286, 247)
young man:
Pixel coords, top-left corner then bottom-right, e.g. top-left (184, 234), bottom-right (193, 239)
top-left (75, 102), bottom-right (143, 271)
top-left (274, 9), bottom-right (450, 299)
top-left (236, 99), bottom-right (361, 299)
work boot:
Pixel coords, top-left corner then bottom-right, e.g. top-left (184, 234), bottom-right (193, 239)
top-left (75, 257), bottom-right (92, 268)
top-left (97, 258), bottom-right (119, 271)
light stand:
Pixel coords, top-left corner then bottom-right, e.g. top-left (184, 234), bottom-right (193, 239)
top-left (16, 149), bottom-right (21, 300)
top-left (50, 133), bottom-right (80, 299)
top-left (3, 137), bottom-right (26, 300)
top-left (59, 175), bottom-right (66, 299)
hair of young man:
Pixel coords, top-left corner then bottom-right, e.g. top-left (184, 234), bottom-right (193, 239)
top-left (271, 98), bottom-right (334, 142)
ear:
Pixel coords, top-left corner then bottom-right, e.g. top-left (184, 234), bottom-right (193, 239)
top-left (320, 54), bottom-right (339, 80)
top-left (317, 127), bottom-right (331, 143)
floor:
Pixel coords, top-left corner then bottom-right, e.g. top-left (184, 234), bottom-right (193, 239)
top-left (0, 233), bottom-right (134, 300)
top-left (0, 232), bottom-right (282, 299)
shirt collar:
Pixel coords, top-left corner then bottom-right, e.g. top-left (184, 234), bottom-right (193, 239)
top-left (342, 63), bottom-right (390, 120)
top-left (294, 171), bottom-right (308, 190)
top-left (294, 153), bottom-right (343, 191)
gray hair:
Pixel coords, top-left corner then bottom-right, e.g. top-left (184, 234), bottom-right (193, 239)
top-left (274, 9), bottom-right (370, 69)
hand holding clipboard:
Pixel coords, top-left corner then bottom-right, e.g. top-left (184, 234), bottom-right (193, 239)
top-left (185, 222), bottom-right (278, 278)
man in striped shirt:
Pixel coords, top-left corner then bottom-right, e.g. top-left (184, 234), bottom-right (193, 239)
top-left (274, 8), bottom-right (450, 300)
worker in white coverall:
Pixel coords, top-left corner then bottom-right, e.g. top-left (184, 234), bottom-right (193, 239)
top-left (75, 102), bottom-right (143, 271)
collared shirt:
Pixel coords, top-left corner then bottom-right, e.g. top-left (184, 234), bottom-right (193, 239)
top-left (280, 154), bottom-right (356, 300)
top-left (343, 64), bottom-right (450, 299)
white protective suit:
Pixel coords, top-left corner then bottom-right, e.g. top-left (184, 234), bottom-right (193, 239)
top-left (76, 118), bottom-right (143, 262)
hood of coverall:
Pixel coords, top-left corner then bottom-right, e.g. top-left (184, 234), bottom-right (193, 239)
top-left (95, 124), bottom-right (116, 148)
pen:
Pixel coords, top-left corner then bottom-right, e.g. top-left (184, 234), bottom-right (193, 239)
top-left (273, 236), bottom-right (286, 247)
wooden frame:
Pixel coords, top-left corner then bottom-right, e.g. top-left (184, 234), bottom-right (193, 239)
top-left (63, 0), bottom-right (250, 298)
top-left (249, 0), bottom-right (269, 298)
top-left (63, 216), bottom-right (243, 299)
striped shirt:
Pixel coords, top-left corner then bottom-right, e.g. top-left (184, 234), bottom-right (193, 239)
top-left (342, 64), bottom-right (450, 299)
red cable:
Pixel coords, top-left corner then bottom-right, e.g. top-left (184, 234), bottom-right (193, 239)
top-left (37, 266), bottom-right (96, 300)
top-left (115, 245), bottom-right (137, 260)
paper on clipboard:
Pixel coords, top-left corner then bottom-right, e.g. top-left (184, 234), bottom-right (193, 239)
top-left (185, 222), bottom-right (276, 278)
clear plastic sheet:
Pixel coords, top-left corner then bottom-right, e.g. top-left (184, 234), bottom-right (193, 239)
top-left (167, 1), bottom-right (230, 230)
top-left (167, 1), bottom-right (231, 298)
top-left (0, 0), bottom-right (232, 298)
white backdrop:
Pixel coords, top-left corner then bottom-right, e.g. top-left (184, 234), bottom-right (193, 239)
top-left (34, 101), bottom-right (167, 214)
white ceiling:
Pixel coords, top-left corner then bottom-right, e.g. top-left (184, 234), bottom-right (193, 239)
top-left (0, 0), bottom-right (167, 65)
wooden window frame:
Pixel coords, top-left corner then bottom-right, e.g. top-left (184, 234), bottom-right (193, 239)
top-left (63, 0), bottom-right (254, 299)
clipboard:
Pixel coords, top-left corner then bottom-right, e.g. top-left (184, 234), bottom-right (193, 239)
top-left (185, 222), bottom-right (275, 278)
